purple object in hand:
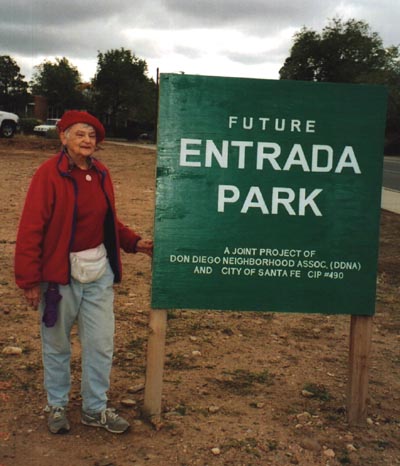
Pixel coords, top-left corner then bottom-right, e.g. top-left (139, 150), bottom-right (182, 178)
top-left (42, 283), bottom-right (62, 328)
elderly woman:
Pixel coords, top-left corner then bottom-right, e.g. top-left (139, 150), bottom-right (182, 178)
top-left (15, 110), bottom-right (153, 434)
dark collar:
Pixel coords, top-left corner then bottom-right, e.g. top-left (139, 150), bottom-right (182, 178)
top-left (63, 148), bottom-right (94, 171)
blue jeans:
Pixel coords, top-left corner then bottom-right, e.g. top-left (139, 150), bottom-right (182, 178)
top-left (40, 261), bottom-right (115, 413)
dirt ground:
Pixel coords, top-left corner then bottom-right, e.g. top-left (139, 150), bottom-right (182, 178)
top-left (0, 136), bottom-right (399, 466)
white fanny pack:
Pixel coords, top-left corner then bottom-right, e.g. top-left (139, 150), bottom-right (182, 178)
top-left (70, 243), bottom-right (108, 283)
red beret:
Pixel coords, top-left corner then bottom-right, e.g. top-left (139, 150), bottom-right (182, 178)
top-left (57, 110), bottom-right (106, 142)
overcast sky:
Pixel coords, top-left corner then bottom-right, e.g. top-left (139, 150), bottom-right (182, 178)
top-left (1, 0), bottom-right (399, 83)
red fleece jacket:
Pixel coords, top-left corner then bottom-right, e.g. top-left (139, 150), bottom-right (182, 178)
top-left (15, 150), bottom-right (141, 289)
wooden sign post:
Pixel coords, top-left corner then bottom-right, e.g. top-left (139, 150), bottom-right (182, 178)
top-left (347, 315), bottom-right (373, 425)
top-left (143, 308), bottom-right (167, 425)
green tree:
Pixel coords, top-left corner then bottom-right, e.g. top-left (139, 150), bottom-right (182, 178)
top-left (92, 48), bottom-right (157, 137)
top-left (0, 55), bottom-right (29, 113)
top-left (279, 18), bottom-right (400, 135)
top-left (30, 57), bottom-right (85, 116)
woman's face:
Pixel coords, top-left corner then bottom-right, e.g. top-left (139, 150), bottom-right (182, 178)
top-left (60, 123), bottom-right (97, 159)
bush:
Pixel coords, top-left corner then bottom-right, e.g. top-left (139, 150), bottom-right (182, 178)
top-left (19, 118), bottom-right (42, 134)
top-left (45, 129), bottom-right (60, 139)
top-left (385, 135), bottom-right (400, 156)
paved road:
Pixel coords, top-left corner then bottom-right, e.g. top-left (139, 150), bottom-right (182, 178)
top-left (383, 156), bottom-right (400, 191)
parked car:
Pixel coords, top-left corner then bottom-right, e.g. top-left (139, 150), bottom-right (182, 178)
top-left (33, 118), bottom-right (60, 135)
top-left (0, 111), bottom-right (19, 138)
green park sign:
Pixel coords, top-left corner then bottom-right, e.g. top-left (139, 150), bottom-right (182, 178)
top-left (151, 74), bottom-right (387, 315)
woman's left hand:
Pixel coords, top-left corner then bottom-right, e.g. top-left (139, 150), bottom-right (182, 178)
top-left (136, 239), bottom-right (153, 257)
top-left (24, 285), bottom-right (41, 309)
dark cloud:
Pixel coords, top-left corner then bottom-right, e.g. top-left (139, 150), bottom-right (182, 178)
top-left (225, 48), bottom-right (287, 66)
top-left (3, 0), bottom-right (131, 27)
top-left (162, 0), bottom-right (338, 32)
top-left (173, 45), bottom-right (204, 59)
